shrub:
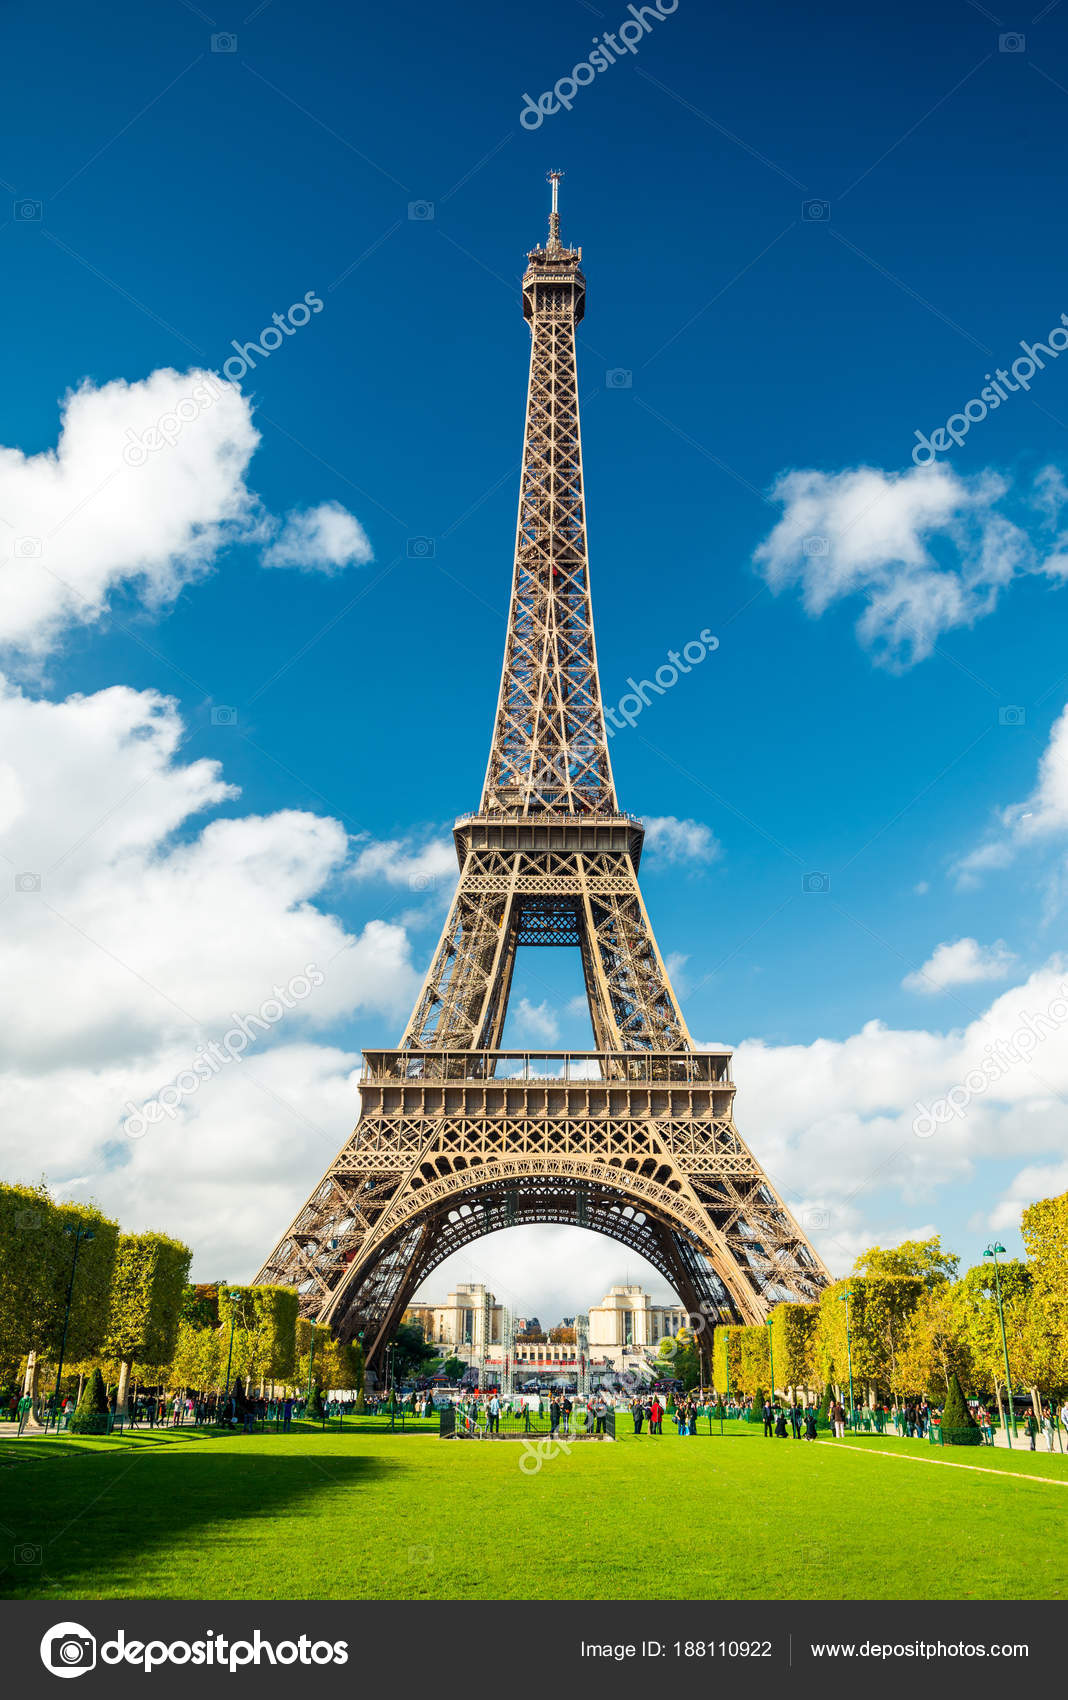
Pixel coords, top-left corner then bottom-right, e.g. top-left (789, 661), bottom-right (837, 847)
top-left (940, 1372), bottom-right (981, 1447)
top-left (305, 1383), bottom-right (324, 1421)
top-left (69, 1367), bottom-right (110, 1435)
top-left (748, 1388), bottom-right (766, 1422)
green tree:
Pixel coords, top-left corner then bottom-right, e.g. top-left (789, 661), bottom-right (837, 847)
top-left (939, 1370), bottom-right (980, 1446)
top-left (440, 1355), bottom-right (467, 1382)
top-left (181, 1283), bottom-right (225, 1329)
top-left (768, 1301), bottom-right (819, 1392)
top-left (220, 1286), bottom-right (298, 1393)
top-left (898, 1279), bottom-right (973, 1398)
top-left (853, 1235), bottom-right (959, 1290)
top-left (817, 1276), bottom-right (923, 1400)
top-left (957, 1260), bottom-right (1031, 1401)
top-left (295, 1320), bottom-right (334, 1393)
top-left (388, 1320), bottom-right (436, 1382)
top-left (712, 1325), bottom-right (745, 1398)
top-left (1021, 1189), bottom-right (1068, 1394)
top-left (738, 1324), bottom-right (772, 1396)
top-left (69, 1366), bottom-right (109, 1435)
top-left (667, 1327), bottom-right (700, 1390)
top-left (0, 1183), bottom-right (119, 1408)
top-left (103, 1231), bottom-right (191, 1412)
top-left (169, 1320), bottom-right (223, 1395)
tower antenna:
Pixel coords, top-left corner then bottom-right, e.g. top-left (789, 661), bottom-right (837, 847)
top-left (547, 169), bottom-right (563, 252)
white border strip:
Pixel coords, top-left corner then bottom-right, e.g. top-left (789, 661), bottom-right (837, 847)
top-left (818, 1440), bottom-right (1068, 1485)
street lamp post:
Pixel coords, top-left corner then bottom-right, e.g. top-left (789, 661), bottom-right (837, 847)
top-left (50, 1221), bottom-right (95, 1432)
top-left (222, 1289), bottom-right (238, 1404)
top-left (983, 1242), bottom-right (1017, 1447)
top-left (839, 1288), bottom-right (855, 1424)
top-left (385, 1342), bottom-right (396, 1432)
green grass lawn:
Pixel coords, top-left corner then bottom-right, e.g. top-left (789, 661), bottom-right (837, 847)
top-left (1, 1417), bottom-right (1064, 1602)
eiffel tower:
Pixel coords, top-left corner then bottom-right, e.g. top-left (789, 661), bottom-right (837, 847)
top-left (255, 175), bottom-right (829, 1373)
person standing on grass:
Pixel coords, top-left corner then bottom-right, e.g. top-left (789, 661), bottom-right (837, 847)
top-left (549, 1394), bottom-right (561, 1439)
top-left (633, 1397), bottom-right (644, 1436)
top-left (790, 1400), bottom-right (803, 1439)
top-left (650, 1395), bottom-right (662, 1435)
top-left (763, 1399), bottom-right (774, 1437)
top-left (487, 1392), bottom-right (500, 1436)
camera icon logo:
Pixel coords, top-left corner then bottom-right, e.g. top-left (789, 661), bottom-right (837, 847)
top-left (998, 705), bottom-right (1026, 727)
top-left (605, 368), bottom-right (632, 389)
top-left (15, 871), bottom-right (41, 893)
top-left (802, 535), bottom-right (829, 557)
top-left (999, 32), bottom-right (1025, 52)
top-left (803, 1207), bottom-right (830, 1229)
top-left (40, 1622), bottom-right (97, 1678)
top-left (15, 1541), bottom-right (42, 1563)
top-left (210, 706), bottom-right (238, 726)
top-left (802, 871), bottom-right (829, 894)
top-left (211, 32), bottom-right (237, 52)
top-left (16, 537), bottom-right (42, 557)
top-left (14, 198), bottom-right (43, 221)
top-left (802, 199), bottom-right (830, 222)
top-left (407, 537), bottom-right (435, 558)
top-left (408, 200), bottom-right (435, 221)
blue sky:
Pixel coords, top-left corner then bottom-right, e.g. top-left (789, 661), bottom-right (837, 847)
top-left (3, 0), bottom-right (1068, 1316)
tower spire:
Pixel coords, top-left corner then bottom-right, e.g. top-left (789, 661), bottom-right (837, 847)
top-left (547, 168), bottom-right (563, 253)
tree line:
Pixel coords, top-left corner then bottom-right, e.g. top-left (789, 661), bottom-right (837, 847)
top-left (0, 1182), bottom-right (363, 1417)
top-left (708, 1190), bottom-right (1066, 1418)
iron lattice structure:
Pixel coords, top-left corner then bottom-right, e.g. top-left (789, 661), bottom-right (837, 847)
top-left (255, 178), bottom-right (829, 1372)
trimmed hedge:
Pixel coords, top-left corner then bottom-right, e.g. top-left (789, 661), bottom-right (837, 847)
top-left (69, 1367), bottom-right (110, 1435)
top-left (939, 1372), bottom-right (981, 1447)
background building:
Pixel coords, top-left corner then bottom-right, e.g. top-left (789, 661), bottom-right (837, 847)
top-left (403, 1283), bottom-right (502, 1367)
top-left (408, 1282), bottom-right (687, 1378)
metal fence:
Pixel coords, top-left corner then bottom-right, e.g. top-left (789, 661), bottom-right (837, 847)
top-left (440, 1403), bottom-right (615, 1439)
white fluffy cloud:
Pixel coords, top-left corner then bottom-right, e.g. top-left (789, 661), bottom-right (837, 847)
top-left (349, 833), bottom-right (456, 894)
top-left (0, 368), bottom-right (371, 657)
top-left (643, 815), bottom-right (721, 864)
top-left (752, 462), bottom-right (1068, 667)
top-left (262, 500), bottom-right (373, 573)
top-left (513, 998), bottom-right (560, 1044)
top-left (902, 937), bottom-right (1016, 995)
top-left (730, 958), bottom-right (1068, 1269)
top-left (956, 702), bottom-right (1068, 884)
top-left (0, 674), bottom-right (426, 1275)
